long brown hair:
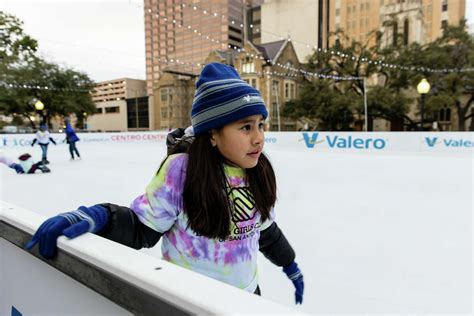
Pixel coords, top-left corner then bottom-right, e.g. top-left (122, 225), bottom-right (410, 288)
top-left (179, 133), bottom-right (277, 239)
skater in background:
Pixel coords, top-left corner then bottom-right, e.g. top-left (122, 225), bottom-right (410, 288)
top-left (31, 124), bottom-right (56, 164)
top-left (0, 152), bottom-right (50, 174)
top-left (26, 63), bottom-right (304, 304)
top-left (64, 119), bottom-right (81, 160)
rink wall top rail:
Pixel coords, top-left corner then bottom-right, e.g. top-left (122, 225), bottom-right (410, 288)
top-left (0, 131), bottom-right (472, 154)
top-left (0, 201), bottom-right (301, 315)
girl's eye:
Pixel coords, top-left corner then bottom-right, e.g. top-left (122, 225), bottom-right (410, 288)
top-left (241, 125), bottom-right (251, 131)
top-left (258, 122), bottom-right (265, 130)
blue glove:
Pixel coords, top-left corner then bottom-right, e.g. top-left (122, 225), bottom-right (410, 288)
top-left (26, 205), bottom-right (109, 259)
top-left (9, 163), bottom-right (24, 174)
top-left (283, 261), bottom-right (304, 304)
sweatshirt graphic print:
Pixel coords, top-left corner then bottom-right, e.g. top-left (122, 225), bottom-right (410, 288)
top-left (131, 153), bottom-right (273, 292)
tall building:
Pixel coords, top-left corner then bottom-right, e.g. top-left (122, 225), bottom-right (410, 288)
top-left (329, 0), bottom-right (466, 47)
top-left (144, 0), bottom-right (261, 95)
top-left (260, 0), bottom-right (330, 62)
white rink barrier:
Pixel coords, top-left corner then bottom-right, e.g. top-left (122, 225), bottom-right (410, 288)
top-left (0, 201), bottom-right (302, 315)
top-left (0, 131), bottom-right (472, 154)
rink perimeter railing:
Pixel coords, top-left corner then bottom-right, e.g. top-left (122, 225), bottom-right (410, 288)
top-left (0, 201), bottom-right (301, 315)
top-left (0, 132), bottom-right (473, 155)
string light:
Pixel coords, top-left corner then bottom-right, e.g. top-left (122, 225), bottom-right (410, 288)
top-left (148, 1), bottom-right (474, 74)
top-left (146, 7), bottom-right (361, 81)
top-left (0, 82), bottom-right (91, 92)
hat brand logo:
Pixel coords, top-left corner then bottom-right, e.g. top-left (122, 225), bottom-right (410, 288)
top-left (243, 95), bottom-right (259, 102)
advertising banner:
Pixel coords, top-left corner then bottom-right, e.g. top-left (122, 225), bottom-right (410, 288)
top-left (0, 132), bottom-right (472, 155)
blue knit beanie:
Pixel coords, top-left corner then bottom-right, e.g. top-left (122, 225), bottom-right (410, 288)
top-left (191, 63), bottom-right (268, 135)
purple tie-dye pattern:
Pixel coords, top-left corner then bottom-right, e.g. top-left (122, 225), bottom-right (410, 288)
top-left (195, 237), bottom-right (210, 260)
top-left (178, 229), bottom-right (200, 257)
top-left (213, 242), bottom-right (221, 264)
top-left (132, 153), bottom-right (271, 292)
top-left (167, 229), bottom-right (177, 246)
top-left (223, 240), bottom-right (253, 265)
top-left (227, 175), bottom-right (244, 187)
top-left (162, 250), bottom-right (171, 261)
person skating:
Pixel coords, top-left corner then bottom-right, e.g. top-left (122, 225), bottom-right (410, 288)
top-left (26, 63), bottom-right (304, 304)
top-left (31, 124), bottom-right (56, 164)
top-left (64, 119), bottom-right (81, 160)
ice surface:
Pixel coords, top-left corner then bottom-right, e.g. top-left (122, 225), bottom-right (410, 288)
top-left (1, 140), bottom-right (472, 314)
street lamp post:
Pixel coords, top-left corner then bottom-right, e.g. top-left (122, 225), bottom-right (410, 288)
top-left (83, 112), bottom-right (88, 130)
top-left (417, 78), bottom-right (430, 131)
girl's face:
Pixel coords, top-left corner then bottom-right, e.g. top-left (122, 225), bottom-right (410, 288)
top-left (210, 114), bottom-right (265, 169)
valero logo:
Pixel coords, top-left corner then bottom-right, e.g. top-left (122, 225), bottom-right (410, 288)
top-left (425, 137), bottom-right (473, 148)
top-left (301, 132), bottom-right (324, 148)
top-left (302, 132), bottom-right (386, 150)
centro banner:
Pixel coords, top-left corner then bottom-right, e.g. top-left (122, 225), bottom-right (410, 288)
top-left (0, 132), bottom-right (169, 147)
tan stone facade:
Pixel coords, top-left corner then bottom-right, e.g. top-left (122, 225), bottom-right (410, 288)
top-left (152, 40), bottom-right (309, 131)
top-left (152, 71), bottom-right (197, 130)
top-left (329, 0), bottom-right (465, 47)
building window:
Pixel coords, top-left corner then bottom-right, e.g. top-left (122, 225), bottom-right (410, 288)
top-left (272, 80), bottom-right (280, 96)
top-left (403, 19), bottom-right (409, 45)
top-left (335, 8), bottom-right (340, 16)
top-left (242, 57), bottom-right (255, 73)
top-left (244, 77), bottom-right (258, 89)
top-left (272, 102), bottom-right (279, 118)
top-left (284, 81), bottom-right (296, 100)
top-left (105, 106), bottom-right (120, 113)
top-left (161, 107), bottom-right (168, 119)
top-left (160, 87), bottom-right (172, 103)
top-left (94, 107), bottom-right (103, 114)
top-left (439, 106), bottom-right (451, 122)
top-left (441, 20), bottom-right (448, 29)
top-left (127, 97), bottom-right (149, 129)
top-left (442, 1), bottom-right (448, 11)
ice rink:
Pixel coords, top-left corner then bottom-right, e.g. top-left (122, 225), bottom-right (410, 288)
top-left (1, 138), bottom-right (472, 314)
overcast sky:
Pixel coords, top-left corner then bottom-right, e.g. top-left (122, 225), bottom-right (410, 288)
top-left (1, 0), bottom-right (473, 83)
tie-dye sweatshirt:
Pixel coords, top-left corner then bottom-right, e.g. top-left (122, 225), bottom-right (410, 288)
top-left (131, 153), bottom-right (274, 292)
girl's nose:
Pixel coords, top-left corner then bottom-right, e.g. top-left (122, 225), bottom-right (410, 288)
top-left (252, 128), bottom-right (264, 145)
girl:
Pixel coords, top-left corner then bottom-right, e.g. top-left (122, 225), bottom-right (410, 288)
top-left (26, 63), bottom-right (304, 304)
top-left (31, 123), bottom-right (56, 164)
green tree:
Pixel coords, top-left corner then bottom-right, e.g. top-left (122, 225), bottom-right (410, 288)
top-left (0, 12), bottom-right (95, 128)
top-left (283, 80), bottom-right (358, 130)
top-left (412, 20), bottom-right (474, 131)
top-left (0, 11), bottom-right (38, 68)
top-left (286, 28), bottom-right (412, 130)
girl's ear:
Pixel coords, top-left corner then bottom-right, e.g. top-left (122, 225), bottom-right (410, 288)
top-left (209, 130), bottom-right (217, 147)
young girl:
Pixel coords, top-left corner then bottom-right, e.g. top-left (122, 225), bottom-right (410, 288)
top-left (31, 123), bottom-right (56, 164)
top-left (26, 63), bottom-right (304, 304)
